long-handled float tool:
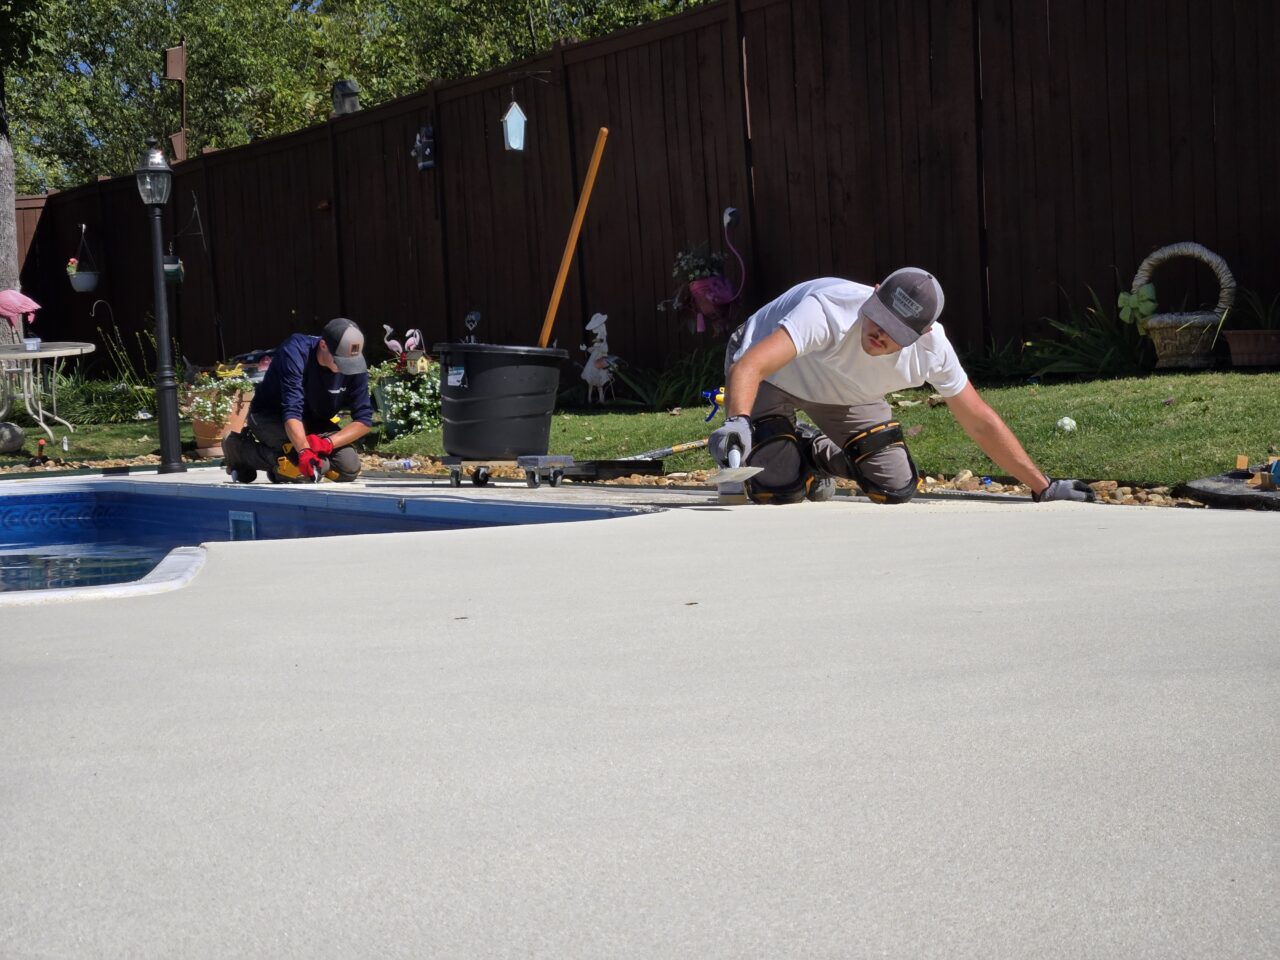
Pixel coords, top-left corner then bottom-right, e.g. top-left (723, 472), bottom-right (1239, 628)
top-left (619, 438), bottom-right (708, 461)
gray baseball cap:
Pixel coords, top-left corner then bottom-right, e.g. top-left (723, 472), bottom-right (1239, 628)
top-left (321, 317), bottom-right (367, 374)
top-left (857, 268), bottom-right (945, 346)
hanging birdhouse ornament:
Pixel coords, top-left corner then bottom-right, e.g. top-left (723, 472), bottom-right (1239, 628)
top-left (502, 101), bottom-right (527, 152)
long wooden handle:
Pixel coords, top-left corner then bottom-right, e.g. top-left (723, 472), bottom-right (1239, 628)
top-left (538, 127), bottom-right (609, 349)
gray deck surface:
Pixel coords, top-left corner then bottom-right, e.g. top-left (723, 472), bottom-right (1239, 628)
top-left (1, 471), bottom-right (1277, 959)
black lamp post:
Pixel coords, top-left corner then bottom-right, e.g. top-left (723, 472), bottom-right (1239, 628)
top-left (135, 136), bottom-right (185, 474)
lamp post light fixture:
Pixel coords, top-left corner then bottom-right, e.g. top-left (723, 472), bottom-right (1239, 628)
top-left (331, 79), bottom-right (361, 116)
top-left (135, 136), bottom-right (185, 474)
top-left (501, 100), bottom-right (527, 151)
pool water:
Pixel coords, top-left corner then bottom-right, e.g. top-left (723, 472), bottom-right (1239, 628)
top-left (0, 542), bottom-right (168, 592)
top-left (0, 481), bottom-right (637, 594)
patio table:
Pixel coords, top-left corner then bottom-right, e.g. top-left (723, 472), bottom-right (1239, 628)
top-left (0, 341), bottom-right (97, 441)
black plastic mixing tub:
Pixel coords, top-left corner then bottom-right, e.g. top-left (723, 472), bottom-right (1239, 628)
top-left (434, 342), bottom-right (567, 458)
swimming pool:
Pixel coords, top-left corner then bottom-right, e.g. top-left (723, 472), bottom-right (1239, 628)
top-left (0, 478), bottom-right (642, 596)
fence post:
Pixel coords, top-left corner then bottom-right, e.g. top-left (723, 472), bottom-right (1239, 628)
top-left (552, 41), bottom-right (587, 341)
top-left (726, 0), bottom-right (760, 304)
top-left (969, 0), bottom-right (992, 345)
top-left (326, 119), bottom-right (348, 317)
top-left (428, 83), bottom-right (454, 343)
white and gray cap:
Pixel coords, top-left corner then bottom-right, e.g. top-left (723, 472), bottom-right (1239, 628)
top-left (857, 268), bottom-right (945, 346)
top-left (321, 317), bottom-right (367, 374)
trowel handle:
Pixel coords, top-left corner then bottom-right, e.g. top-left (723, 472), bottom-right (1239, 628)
top-left (727, 443), bottom-right (743, 470)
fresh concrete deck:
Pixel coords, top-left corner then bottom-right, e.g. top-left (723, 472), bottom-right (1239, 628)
top-left (1, 471), bottom-right (1277, 958)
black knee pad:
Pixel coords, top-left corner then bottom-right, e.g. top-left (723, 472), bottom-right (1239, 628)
top-left (743, 415), bottom-right (815, 505)
top-left (841, 420), bottom-right (921, 504)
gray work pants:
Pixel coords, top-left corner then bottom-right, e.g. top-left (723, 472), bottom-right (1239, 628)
top-left (724, 329), bottom-right (914, 497)
top-left (225, 412), bottom-right (362, 481)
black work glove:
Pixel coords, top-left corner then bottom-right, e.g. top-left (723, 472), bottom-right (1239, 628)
top-left (1034, 478), bottom-right (1096, 503)
top-left (709, 415), bottom-right (752, 467)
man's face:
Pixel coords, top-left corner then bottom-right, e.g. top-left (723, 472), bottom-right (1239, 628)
top-left (859, 317), bottom-right (905, 356)
top-left (316, 340), bottom-right (340, 373)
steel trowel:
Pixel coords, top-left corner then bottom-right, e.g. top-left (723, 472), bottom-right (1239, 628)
top-left (708, 443), bottom-right (762, 487)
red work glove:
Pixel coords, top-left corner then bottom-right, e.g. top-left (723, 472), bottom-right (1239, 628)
top-left (306, 434), bottom-right (335, 456)
top-left (297, 447), bottom-right (323, 479)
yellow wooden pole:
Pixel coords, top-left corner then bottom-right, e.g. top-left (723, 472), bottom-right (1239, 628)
top-left (538, 126), bottom-right (609, 349)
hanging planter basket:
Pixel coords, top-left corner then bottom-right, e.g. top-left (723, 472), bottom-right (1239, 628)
top-left (1131, 242), bottom-right (1235, 370)
top-left (68, 270), bottom-right (100, 293)
top-left (67, 223), bottom-right (103, 294)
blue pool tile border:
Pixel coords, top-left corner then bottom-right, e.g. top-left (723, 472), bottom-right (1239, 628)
top-left (0, 477), bottom-right (653, 604)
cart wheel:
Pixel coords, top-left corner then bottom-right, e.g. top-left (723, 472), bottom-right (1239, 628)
top-left (526, 470), bottom-right (541, 488)
top-left (548, 469), bottom-right (563, 488)
top-left (472, 467), bottom-right (490, 487)
top-left (448, 469), bottom-right (462, 488)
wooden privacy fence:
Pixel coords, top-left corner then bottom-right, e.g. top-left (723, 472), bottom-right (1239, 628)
top-left (15, 0), bottom-right (1279, 371)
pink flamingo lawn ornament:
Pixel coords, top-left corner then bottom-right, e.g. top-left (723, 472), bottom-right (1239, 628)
top-left (686, 207), bottom-right (747, 334)
top-left (382, 324), bottom-right (403, 356)
top-left (0, 289), bottom-right (41, 338)
top-left (402, 328), bottom-right (422, 353)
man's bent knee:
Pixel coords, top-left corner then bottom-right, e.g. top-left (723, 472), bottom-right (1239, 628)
top-left (841, 420), bottom-right (920, 504)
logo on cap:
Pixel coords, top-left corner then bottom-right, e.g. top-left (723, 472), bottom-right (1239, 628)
top-left (891, 288), bottom-right (925, 318)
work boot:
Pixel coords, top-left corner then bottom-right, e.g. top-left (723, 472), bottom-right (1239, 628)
top-left (793, 422), bottom-right (837, 501)
top-left (221, 431), bottom-right (256, 483)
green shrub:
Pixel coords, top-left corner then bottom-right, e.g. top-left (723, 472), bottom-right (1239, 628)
top-left (1029, 286), bottom-right (1153, 379)
top-left (52, 373), bottom-right (157, 424)
top-left (611, 345), bottom-right (725, 410)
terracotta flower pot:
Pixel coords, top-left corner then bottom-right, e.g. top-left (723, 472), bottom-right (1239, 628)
top-left (191, 417), bottom-right (225, 455)
top-left (190, 389), bottom-right (253, 457)
top-left (1224, 330), bottom-right (1280, 368)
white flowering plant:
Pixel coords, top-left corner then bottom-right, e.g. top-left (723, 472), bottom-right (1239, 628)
top-left (185, 371), bottom-right (254, 422)
top-left (369, 358), bottom-right (441, 437)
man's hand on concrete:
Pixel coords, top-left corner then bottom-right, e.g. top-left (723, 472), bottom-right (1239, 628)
top-left (709, 415), bottom-right (752, 467)
top-left (1034, 478), bottom-right (1096, 503)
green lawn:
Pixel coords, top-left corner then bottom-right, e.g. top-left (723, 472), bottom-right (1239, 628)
top-left (4, 371), bottom-right (1277, 487)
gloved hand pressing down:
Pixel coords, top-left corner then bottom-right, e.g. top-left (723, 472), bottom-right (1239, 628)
top-left (297, 447), bottom-right (324, 479)
top-left (709, 415), bottom-right (752, 466)
top-left (1034, 478), bottom-right (1096, 502)
top-left (306, 434), bottom-right (335, 456)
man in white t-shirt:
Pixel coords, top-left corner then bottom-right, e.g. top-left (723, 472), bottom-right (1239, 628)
top-left (709, 268), bottom-right (1094, 505)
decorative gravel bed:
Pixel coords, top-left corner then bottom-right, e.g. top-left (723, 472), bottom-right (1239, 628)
top-left (0, 452), bottom-right (1204, 507)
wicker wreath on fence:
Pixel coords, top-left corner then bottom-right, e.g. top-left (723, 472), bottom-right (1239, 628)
top-left (1132, 242), bottom-right (1236, 369)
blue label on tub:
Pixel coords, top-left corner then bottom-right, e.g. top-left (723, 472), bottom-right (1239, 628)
top-left (447, 365), bottom-right (465, 387)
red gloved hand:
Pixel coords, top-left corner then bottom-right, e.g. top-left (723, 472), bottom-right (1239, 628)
top-left (297, 447), bottom-right (323, 479)
top-left (306, 434), bottom-right (335, 456)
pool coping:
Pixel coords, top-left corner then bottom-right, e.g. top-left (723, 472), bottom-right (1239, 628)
top-left (0, 475), bottom-right (659, 606)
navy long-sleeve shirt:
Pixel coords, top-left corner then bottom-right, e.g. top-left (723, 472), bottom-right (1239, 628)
top-left (250, 334), bottom-right (373, 430)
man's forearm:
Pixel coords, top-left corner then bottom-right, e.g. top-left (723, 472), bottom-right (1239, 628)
top-left (725, 363), bottom-right (761, 418)
top-left (326, 422), bottom-right (370, 449)
top-left (284, 418), bottom-right (309, 452)
top-left (966, 418), bottom-right (1049, 494)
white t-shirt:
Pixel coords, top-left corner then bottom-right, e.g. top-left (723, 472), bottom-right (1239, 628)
top-left (730, 277), bottom-right (969, 405)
